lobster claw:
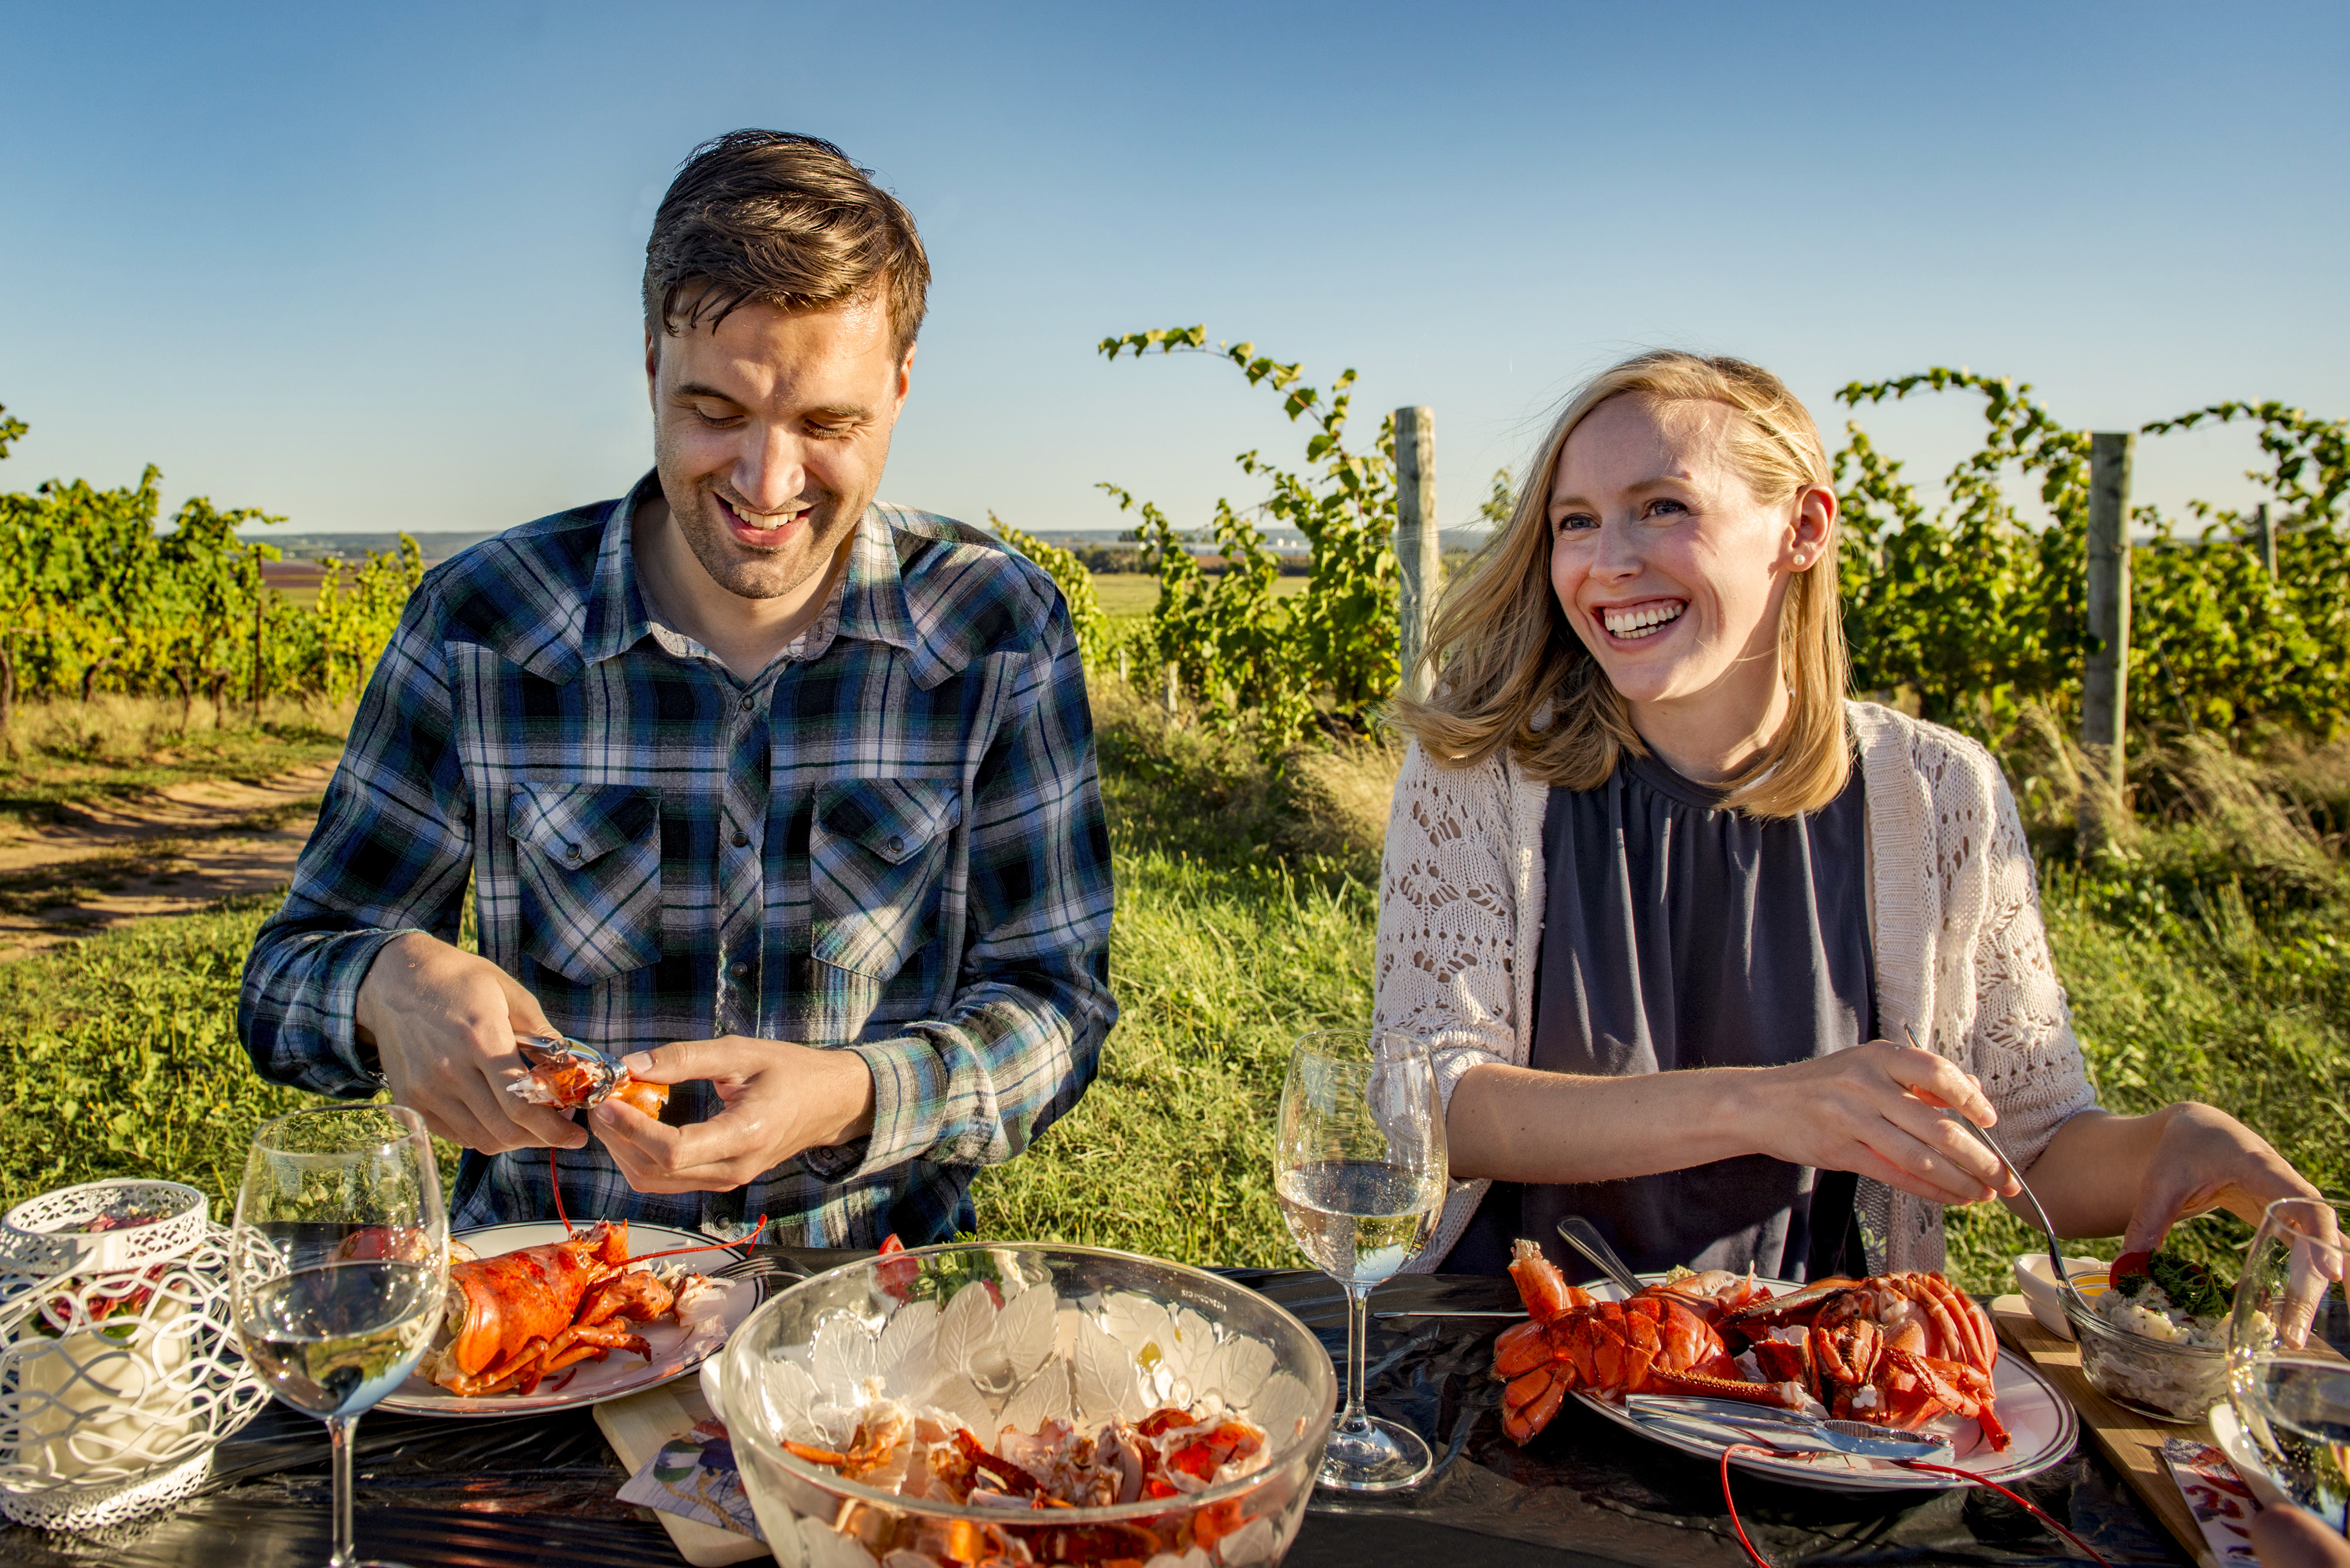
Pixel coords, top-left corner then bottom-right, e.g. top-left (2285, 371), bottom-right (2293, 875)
top-left (510, 1033), bottom-right (627, 1109)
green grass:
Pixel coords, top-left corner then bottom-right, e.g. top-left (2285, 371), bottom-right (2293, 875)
top-left (1090, 573), bottom-right (1160, 622)
top-left (0, 695), bottom-right (351, 832)
top-left (0, 693), bottom-right (2339, 1296)
top-left (1088, 571), bottom-right (1309, 627)
top-left (1943, 861), bottom-right (2349, 1289)
top-left (970, 849), bottom-right (1376, 1265)
top-left (0, 896), bottom-right (314, 1207)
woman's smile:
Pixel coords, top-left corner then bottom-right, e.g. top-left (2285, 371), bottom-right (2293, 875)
top-left (1596, 597), bottom-right (1688, 642)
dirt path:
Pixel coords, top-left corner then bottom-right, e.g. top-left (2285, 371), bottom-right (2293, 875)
top-left (0, 762), bottom-right (336, 960)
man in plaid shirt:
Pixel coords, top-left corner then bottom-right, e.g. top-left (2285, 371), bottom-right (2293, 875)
top-left (238, 130), bottom-right (1115, 1245)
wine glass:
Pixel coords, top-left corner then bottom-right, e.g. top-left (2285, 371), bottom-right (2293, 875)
top-left (1275, 1028), bottom-right (1446, 1492)
top-left (232, 1104), bottom-right (449, 1568)
top-left (2228, 1197), bottom-right (2349, 1536)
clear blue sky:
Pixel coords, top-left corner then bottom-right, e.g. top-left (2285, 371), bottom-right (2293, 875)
top-left (4, 1), bottom-right (2344, 541)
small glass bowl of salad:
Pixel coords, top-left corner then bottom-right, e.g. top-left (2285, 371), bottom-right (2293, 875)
top-left (2061, 1249), bottom-right (2232, 1423)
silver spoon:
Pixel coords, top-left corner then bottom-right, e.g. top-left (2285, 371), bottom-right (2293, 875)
top-left (1901, 1022), bottom-right (2065, 1284)
top-left (1555, 1216), bottom-right (1647, 1299)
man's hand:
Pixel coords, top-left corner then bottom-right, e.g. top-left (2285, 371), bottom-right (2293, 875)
top-left (2118, 1101), bottom-right (2320, 1256)
top-left (354, 931), bottom-right (586, 1155)
top-left (589, 1035), bottom-right (878, 1194)
top-left (1738, 1040), bottom-right (2020, 1208)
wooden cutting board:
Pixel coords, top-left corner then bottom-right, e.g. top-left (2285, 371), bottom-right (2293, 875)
top-left (1990, 1294), bottom-right (2213, 1565)
top-left (594, 1379), bottom-right (770, 1567)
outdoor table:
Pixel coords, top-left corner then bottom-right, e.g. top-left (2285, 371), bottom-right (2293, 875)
top-left (0, 1249), bottom-right (2193, 1567)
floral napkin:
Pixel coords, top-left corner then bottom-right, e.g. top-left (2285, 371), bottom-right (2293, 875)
top-left (2164, 1436), bottom-right (2260, 1566)
top-left (617, 1415), bottom-right (764, 1542)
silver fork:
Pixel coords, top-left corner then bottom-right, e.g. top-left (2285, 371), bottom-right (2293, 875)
top-left (709, 1253), bottom-right (809, 1286)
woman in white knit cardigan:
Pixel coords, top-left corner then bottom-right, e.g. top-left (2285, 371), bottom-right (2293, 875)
top-left (1376, 350), bottom-right (2314, 1280)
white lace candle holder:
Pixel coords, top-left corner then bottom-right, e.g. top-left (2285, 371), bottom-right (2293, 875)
top-left (0, 1179), bottom-right (270, 1532)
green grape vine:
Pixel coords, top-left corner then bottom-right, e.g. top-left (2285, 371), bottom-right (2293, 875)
top-left (1096, 327), bottom-right (1401, 751)
top-left (0, 404), bottom-right (424, 743)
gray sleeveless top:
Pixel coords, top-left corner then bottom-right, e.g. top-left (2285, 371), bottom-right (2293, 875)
top-left (1447, 748), bottom-right (1874, 1284)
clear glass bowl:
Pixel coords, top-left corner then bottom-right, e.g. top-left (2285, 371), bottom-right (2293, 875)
top-left (718, 1242), bottom-right (1337, 1567)
top-left (2061, 1278), bottom-right (2228, 1423)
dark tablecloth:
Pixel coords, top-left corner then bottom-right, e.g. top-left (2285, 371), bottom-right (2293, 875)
top-left (0, 1250), bottom-right (2191, 1567)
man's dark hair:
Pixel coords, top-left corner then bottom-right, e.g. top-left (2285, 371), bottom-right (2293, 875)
top-left (643, 130), bottom-right (930, 355)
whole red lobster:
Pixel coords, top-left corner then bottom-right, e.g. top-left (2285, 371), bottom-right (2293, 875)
top-left (1494, 1240), bottom-right (2008, 1450)
top-left (434, 1221), bottom-right (678, 1396)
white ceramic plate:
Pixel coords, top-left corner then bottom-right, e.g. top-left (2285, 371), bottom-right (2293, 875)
top-left (378, 1221), bottom-right (762, 1419)
top-left (1569, 1275), bottom-right (2078, 1493)
top-left (2209, 1402), bottom-right (2295, 1512)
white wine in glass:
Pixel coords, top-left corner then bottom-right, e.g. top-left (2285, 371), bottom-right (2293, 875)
top-left (2228, 1197), bottom-right (2349, 1536)
top-left (1276, 1028), bottom-right (1445, 1492)
top-left (233, 1104), bottom-right (449, 1568)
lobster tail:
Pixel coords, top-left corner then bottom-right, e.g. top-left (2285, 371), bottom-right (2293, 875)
top-left (441, 1225), bottom-right (615, 1377)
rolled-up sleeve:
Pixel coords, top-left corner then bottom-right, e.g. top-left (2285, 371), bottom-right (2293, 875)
top-left (805, 603), bottom-right (1116, 1184)
top-left (238, 591), bottom-right (474, 1098)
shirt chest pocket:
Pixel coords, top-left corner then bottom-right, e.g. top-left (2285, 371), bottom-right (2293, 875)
top-left (810, 779), bottom-right (961, 980)
top-left (506, 782), bottom-right (663, 985)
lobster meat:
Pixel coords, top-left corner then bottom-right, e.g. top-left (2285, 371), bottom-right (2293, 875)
top-left (784, 1397), bottom-right (1275, 1565)
top-left (1493, 1240), bottom-right (2008, 1451)
top-left (507, 1034), bottom-right (669, 1119)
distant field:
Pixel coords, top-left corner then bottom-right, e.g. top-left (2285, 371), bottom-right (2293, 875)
top-left (1092, 572), bottom-right (1308, 622)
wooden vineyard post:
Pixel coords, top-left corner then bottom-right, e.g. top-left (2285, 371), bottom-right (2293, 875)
top-left (251, 579), bottom-right (266, 724)
top-left (2249, 501), bottom-right (2278, 579)
top-left (1394, 406), bottom-right (1439, 701)
top-left (2080, 431), bottom-right (2135, 853)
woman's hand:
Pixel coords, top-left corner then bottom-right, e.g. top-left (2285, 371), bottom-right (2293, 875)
top-left (1446, 1043), bottom-right (2023, 1194)
top-left (1737, 1040), bottom-right (2020, 1207)
top-left (588, 1035), bottom-right (876, 1194)
top-left (2116, 1101), bottom-right (2320, 1256)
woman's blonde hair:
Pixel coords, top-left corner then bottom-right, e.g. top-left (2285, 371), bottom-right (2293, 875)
top-left (1391, 350), bottom-right (1849, 818)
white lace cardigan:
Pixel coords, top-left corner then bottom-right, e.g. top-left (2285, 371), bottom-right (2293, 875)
top-left (1374, 700), bottom-right (2099, 1275)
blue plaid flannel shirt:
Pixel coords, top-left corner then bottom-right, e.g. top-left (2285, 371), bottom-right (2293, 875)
top-left (238, 475), bottom-right (1116, 1244)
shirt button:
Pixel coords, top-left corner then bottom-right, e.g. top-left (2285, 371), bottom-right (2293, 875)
top-left (731, 828), bottom-right (750, 848)
top-left (730, 962), bottom-right (750, 979)
top-left (565, 843), bottom-right (581, 860)
top-left (739, 695), bottom-right (754, 713)
top-left (886, 835), bottom-right (905, 855)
